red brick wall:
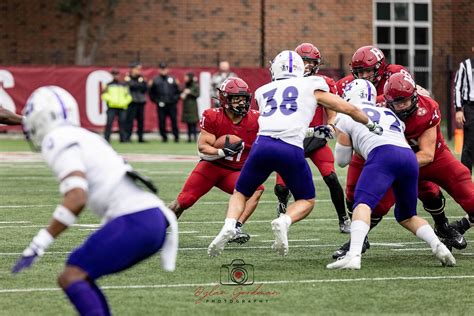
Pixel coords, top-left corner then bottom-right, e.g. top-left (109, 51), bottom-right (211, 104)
top-left (1, 0), bottom-right (471, 116)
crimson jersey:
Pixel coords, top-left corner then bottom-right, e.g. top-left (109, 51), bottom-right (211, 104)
top-left (404, 95), bottom-right (447, 156)
top-left (336, 64), bottom-right (409, 96)
top-left (200, 108), bottom-right (259, 170)
top-left (310, 74), bottom-right (338, 127)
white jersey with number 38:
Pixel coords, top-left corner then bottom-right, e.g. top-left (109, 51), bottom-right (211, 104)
top-left (255, 76), bottom-right (329, 148)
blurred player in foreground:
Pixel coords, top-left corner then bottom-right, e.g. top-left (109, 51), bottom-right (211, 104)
top-left (12, 86), bottom-right (178, 316)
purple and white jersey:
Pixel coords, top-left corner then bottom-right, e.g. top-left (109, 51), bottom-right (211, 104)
top-left (335, 106), bottom-right (410, 159)
top-left (255, 76), bottom-right (329, 148)
top-left (41, 125), bottom-right (166, 222)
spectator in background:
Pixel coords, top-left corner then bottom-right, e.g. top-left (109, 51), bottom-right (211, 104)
top-left (149, 62), bottom-right (181, 143)
top-left (454, 51), bottom-right (474, 174)
top-left (180, 72), bottom-right (200, 142)
top-left (211, 61), bottom-right (237, 108)
top-left (124, 62), bottom-right (148, 143)
top-left (101, 69), bottom-right (132, 143)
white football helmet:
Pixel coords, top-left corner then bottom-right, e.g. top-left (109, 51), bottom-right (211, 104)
top-left (22, 86), bottom-right (80, 150)
top-left (270, 50), bottom-right (305, 81)
top-left (342, 79), bottom-right (377, 107)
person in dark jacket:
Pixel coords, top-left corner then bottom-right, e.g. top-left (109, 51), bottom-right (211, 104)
top-left (148, 62), bottom-right (181, 142)
top-left (124, 62), bottom-right (148, 142)
top-left (180, 72), bottom-right (200, 142)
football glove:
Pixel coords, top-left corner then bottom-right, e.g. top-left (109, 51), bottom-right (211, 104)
top-left (312, 124), bottom-right (336, 139)
top-left (12, 229), bottom-right (54, 274)
top-left (222, 135), bottom-right (243, 157)
top-left (366, 120), bottom-right (383, 135)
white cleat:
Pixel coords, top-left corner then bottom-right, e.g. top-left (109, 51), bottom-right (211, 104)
top-left (207, 227), bottom-right (236, 257)
top-left (326, 253), bottom-right (361, 270)
top-left (433, 243), bottom-right (456, 267)
top-left (271, 218), bottom-right (289, 256)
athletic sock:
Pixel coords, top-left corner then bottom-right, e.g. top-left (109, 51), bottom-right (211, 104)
top-left (64, 280), bottom-right (106, 316)
top-left (416, 224), bottom-right (441, 251)
top-left (347, 220), bottom-right (370, 256)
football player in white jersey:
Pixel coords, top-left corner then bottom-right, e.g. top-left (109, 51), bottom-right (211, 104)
top-left (326, 79), bottom-right (455, 270)
top-left (208, 50), bottom-right (383, 257)
top-left (12, 86), bottom-right (178, 315)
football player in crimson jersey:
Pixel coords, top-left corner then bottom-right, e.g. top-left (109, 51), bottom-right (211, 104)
top-left (332, 46), bottom-right (454, 258)
top-left (273, 43), bottom-right (350, 234)
top-left (168, 77), bottom-right (263, 244)
top-left (385, 73), bottom-right (474, 239)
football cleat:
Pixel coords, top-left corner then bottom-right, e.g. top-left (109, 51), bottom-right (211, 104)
top-left (326, 253), bottom-right (361, 270)
top-left (208, 226), bottom-right (236, 257)
top-left (433, 243), bottom-right (456, 267)
top-left (450, 216), bottom-right (472, 235)
top-left (434, 222), bottom-right (467, 250)
top-left (271, 217), bottom-right (289, 256)
top-left (339, 216), bottom-right (351, 234)
top-left (228, 226), bottom-right (251, 244)
top-left (332, 236), bottom-right (370, 259)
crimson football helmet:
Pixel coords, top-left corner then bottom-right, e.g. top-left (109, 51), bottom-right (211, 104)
top-left (384, 72), bottom-right (418, 120)
top-left (295, 43), bottom-right (322, 76)
top-left (351, 46), bottom-right (386, 85)
top-left (217, 77), bottom-right (252, 116)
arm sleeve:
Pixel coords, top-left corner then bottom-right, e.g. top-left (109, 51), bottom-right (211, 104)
top-left (335, 143), bottom-right (353, 168)
top-left (48, 145), bottom-right (86, 180)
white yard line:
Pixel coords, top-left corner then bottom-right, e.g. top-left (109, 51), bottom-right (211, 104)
top-left (1, 275), bottom-right (474, 294)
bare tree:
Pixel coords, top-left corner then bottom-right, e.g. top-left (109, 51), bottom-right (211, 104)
top-left (59, 0), bottom-right (119, 65)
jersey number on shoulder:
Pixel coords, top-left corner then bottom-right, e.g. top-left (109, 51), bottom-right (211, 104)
top-left (362, 108), bottom-right (402, 133)
top-left (261, 86), bottom-right (299, 117)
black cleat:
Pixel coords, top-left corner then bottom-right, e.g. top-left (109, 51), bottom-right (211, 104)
top-left (228, 226), bottom-right (251, 245)
top-left (450, 216), bottom-right (472, 235)
top-left (339, 216), bottom-right (351, 234)
top-left (332, 236), bottom-right (370, 259)
top-left (435, 222), bottom-right (467, 250)
top-left (276, 202), bottom-right (288, 218)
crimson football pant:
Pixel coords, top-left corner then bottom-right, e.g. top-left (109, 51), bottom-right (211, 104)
top-left (345, 154), bottom-right (442, 218)
top-left (177, 160), bottom-right (264, 210)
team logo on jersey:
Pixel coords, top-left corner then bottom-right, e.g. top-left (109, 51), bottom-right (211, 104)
top-left (417, 107), bottom-right (427, 116)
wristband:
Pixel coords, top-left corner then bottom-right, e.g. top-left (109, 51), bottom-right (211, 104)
top-left (53, 204), bottom-right (77, 226)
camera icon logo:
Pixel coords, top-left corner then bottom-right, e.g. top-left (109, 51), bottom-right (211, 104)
top-left (220, 259), bottom-right (254, 286)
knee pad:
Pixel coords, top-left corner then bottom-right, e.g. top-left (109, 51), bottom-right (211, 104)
top-left (422, 191), bottom-right (446, 215)
top-left (323, 172), bottom-right (341, 191)
top-left (274, 184), bottom-right (290, 203)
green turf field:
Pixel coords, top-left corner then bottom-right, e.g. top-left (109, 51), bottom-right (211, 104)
top-left (0, 138), bottom-right (473, 315)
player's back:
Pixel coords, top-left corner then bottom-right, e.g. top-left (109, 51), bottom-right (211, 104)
top-left (255, 76), bottom-right (329, 148)
top-left (42, 125), bottom-right (161, 220)
top-left (336, 106), bottom-right (410, 159)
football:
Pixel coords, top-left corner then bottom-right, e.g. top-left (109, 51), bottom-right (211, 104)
top-left (213, 134), bottom-right (242, 148)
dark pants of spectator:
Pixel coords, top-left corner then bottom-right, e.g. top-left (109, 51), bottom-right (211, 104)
top-left (104, 108), bottom-right (127, 142)
top-left (461, 103), bottom-right (474, 174)
top-left (125, 102), bottom-right (146, 142)
top-left (186, 123), bottom-right (198, 142)
top-left (156, 103), bottom-right (179, 142)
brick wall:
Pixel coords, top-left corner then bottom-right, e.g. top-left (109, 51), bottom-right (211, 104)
top-left (1, 0), bottom-right (471, 116)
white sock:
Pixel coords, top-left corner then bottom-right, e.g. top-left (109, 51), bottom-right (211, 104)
top-left (224, 218), bottom-right (237, 230)
top-left (416, 224), bottom-right (441, 251)
top-left (347, 220), bottom-right (370, 256)
top-left (280, 214), bottom-right (292, 227)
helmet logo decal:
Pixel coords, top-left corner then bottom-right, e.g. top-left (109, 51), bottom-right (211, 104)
top-left (370, 48), bottom-right (384, 62)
